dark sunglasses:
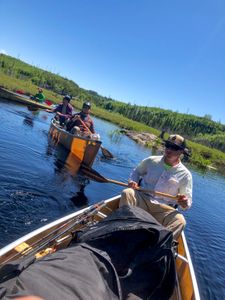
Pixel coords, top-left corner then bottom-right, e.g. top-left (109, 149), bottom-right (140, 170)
top-left (165, 142), bottom-right (182, 151)
top-left (83, 105), bottom-right (90, 109)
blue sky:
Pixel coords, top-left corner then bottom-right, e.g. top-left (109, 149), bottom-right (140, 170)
top-left (1, 0), bottom-right (225, 124)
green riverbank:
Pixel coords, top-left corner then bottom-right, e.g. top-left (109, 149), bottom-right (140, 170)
top-left (1, 76), bottom-right (225, 173)
top-left (75, 101), bottom-right (225, 173)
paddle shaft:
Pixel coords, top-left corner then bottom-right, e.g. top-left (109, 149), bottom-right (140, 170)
top-left (107, 178), bottom-right (178, 200)
top-left (80, 164), bottom-right (178, 200)
top-left (76, 115), bottom-right (114, 158)
top-left (75, 115), bottom-right (94, 135)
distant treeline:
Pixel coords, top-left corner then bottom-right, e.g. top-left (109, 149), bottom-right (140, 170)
top-left (1, 53), bottom-right (225, 152)
top-left (0, 54), bottom-right (80, 97)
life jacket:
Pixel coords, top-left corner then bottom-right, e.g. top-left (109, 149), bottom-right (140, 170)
top-left (66, 112), bottom-right (94, 133)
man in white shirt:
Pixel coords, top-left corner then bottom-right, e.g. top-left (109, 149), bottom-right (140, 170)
top-left (119, 134), bottom-right (192, 240)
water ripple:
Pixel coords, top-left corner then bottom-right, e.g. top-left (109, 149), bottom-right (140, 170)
top-left (1, 100), bottom-right (225, 298)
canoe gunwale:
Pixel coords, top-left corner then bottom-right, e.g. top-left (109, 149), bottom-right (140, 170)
top-left (0, 195), bottom-right (119, 257)
top-left (0, 87), bottom-right (51, 109)
top-left (50, 119), bottom-right (102, 144)
top-left (0, 195), bottom-right (200, 299)
top-left (180, 232), bottom-right (201, 300)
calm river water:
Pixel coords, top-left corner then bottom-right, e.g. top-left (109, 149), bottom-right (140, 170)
top-left (0, 99), bottom-right (225, 299)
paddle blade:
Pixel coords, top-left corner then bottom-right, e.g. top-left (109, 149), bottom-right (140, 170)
top-left (101, 146), bottom-right (114, 159)
top-left (80, 164), bottom-right (109, 183)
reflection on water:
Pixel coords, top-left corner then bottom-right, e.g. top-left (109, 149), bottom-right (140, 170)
top-left (23, 115), bottom-right (34, 127)
top-left (108, 129), bottom-right (124, 144)
top-left (70, 191), bottom-right (89, 208)
top-left (46, 137), bottom-right (89, 192)
top-left (22, 109), bottom-right (40, 127)
top-left (27, 105), bottom-right (39, 113)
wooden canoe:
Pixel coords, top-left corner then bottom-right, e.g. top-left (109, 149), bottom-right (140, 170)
top-left (0, 195), bottom-right (200, 300)
top-left (49, 119), bottom-right (102, 167)
top-left (0, 86), bottom-right (51, 109)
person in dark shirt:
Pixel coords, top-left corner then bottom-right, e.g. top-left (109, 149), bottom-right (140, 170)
top-left (66, 101), bottom-right (95, 136)
top-left (46, 95), bottom-right (73, 125)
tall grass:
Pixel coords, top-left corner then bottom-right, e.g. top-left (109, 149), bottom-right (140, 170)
top-left (73, 101), bottom-right (225, 173)
top-left (1, 74), bottom-right (225, 173)
top-left (0, 71), bottom-right (62, 103)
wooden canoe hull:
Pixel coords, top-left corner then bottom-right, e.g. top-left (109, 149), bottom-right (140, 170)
top-left (0, 195), bottom-right (200, 300)
top-left (49, 120), bottom-right (102, 167)
top-left (0, 87), bottom-right (51, 109)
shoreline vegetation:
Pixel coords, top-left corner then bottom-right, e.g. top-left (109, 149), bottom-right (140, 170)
top-left (75, 102), bottom-right (225, 173)
top-left (1, 53), bottom-right (225, 174)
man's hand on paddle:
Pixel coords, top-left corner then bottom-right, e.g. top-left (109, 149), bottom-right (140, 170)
top-left (72, 115), bottom-right (79, 121)
top-left (177, 194), bottom-right (188, 209)
top-left (128, 181), bottom-right (139, 189)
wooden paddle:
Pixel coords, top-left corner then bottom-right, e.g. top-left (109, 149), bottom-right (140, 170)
top-left (75, 115), bottom-right (114, 159)
top-left (80, 164), bottom-right (178, 201)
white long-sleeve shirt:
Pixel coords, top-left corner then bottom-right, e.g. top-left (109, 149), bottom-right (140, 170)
top-left (129, 155), bottom-right (193, 209)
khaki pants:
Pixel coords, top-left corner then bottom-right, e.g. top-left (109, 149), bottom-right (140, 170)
top-left (120, 188), bottom-right (186, 240)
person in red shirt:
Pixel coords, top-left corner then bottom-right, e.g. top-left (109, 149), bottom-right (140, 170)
top-left (66, 101), bottom-right (95, 135)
